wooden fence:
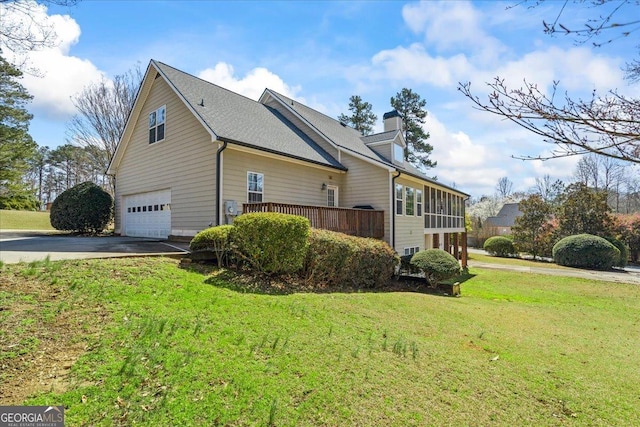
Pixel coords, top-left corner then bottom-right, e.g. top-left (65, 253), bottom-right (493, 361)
top-left (242, 202), bottom-right (384, 239)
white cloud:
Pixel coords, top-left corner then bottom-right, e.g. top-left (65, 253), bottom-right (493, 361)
top-left (2, 1), bottom-right (104, 119)
top-left (402, 1), bottom-right (506, 63)
top-left (371, 44), bottom-right (471, 87)
top-left (425, 112), bottom-right (508, 194)
top-left (198, 62), bottom-right (301, 101)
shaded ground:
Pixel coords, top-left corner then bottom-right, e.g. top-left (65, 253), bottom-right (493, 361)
top-left (0, 269), bottom-right (109, 404)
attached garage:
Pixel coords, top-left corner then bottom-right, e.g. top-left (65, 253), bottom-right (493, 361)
top-left (123, 189), bottom-right (171, 238)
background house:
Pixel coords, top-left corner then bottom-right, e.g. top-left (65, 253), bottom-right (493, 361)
top-left (107, 60), bottom-right (470, 263)
top-left (484, 203), bottom-right (523, 236)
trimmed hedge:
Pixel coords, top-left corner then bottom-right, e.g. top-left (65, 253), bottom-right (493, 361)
top-left (483, 235), bottom-right (517, 257)
top-left (305, 228), bottom-right (398, 288)
top-left (189, 225), bottom-right (234, 267)
top-left (410, 249), bottom-right (461, 287)
top-left (552, 234), bottom-right (620, 270)
top-left (606, 237), bottom-right (629, 268)
top-left (233, 212), bottom-right (310, 275)
top-left (50, 182), bottom-right (112, 233)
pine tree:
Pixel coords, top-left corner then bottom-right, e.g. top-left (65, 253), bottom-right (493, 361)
top-left (337, 95), bottom-right (377, 136)
top-left (0, 54), bottom-right (38, 209)
top-left (390, 88), bottom-right (436, 170)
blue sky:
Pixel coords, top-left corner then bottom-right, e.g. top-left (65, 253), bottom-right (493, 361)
top-left (4, 0), bottom-right (639, 197)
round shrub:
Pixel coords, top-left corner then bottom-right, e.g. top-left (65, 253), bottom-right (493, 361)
top-left (483, 236), bottom-right (517, 257)
top-left (190, 225), bottom-right (234, 267)
top-left (605, 237), bottom-right (629, 268)
top-left (233, 212), bottom-right (310, 275)
top-left (50, 182), bottom-right (112, 233)
top-left (305, 229), bottom-right (398, 288)
top-left (552, 234), bottom-right (620, 270)
top-left (410, 249), bottom-right (461, 287)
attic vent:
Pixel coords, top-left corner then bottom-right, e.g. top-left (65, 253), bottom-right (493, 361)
top-left (339, 121), bottom-right (347, 127)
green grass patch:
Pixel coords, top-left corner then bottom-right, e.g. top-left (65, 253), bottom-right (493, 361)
top-left (2, 258), bottom-right (640, 426)
top-left (470, 252), bottom-right (569, 269)
top-left (0, 209), bottom-right (54, 230)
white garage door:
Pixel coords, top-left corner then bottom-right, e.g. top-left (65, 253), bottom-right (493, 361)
top-left (123, 189), bottom-right (171, 238)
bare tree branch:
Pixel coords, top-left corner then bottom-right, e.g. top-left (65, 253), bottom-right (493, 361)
top-left (67, 65), bottom-right (142, 194)
top-left (458, 78), bottom-right (640, 164)
top-left (0, 0), bottom-right (78, 54)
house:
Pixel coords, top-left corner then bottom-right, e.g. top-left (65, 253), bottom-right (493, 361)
top-left (484, 203), bottom-right (523, 235)
top-left (107, 60), bottom-right (470, 264)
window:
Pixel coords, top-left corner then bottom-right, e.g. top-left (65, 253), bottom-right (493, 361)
top-left (393, 143), bottom-right (404, 164)
top-left (416, 189), bottom-right (423, 216)
top-left (405, 187), bottom-right (415, 216)
top-left (247, 172), bottom-right (264, 202)
top-left (395, 184), bottom-right (404, 215)
top-left (403, 246), bottom-right (420, 256)
top-left (149, 105), bottom-right (166, 144)
top-left (327, 185), bottom-right (338, 207)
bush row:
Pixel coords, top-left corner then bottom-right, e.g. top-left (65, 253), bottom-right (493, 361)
top-left (305, 228), bottom-right (398, 288)
top-left (190, 213), bottom-right (399, 288)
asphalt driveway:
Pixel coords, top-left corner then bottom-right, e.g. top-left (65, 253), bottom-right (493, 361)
top-left (0, 231), bottom-right (189, 264)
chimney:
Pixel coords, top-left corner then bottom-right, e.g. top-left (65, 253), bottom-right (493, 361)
top-left (383, 110), bottom-right (401, 132)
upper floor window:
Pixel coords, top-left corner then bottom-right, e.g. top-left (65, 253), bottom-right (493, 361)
top-left (393, 143), bottom-right (404, 164)
top-left (149, 106), bottom-right (166, 144)
top-left (405, 187), bottom-right (415, 216)
top-left (416, 189), bottom-right (423, 216)
top-left (247, 171), bottom-right (264, 202)
top-left (395, 183), bottom-right (403, 215)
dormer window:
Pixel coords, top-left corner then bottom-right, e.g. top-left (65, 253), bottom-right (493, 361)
top-left (149, 105), bottom-right (166, 144)
top-left (393, 143), bottom-right (404, 164)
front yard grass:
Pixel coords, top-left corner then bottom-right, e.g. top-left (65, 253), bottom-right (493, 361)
top-left (469, 251), bottom-right (570, 269)
top-left (0, 209), bottom-right (54, 230)
top-left (1, 257), bottom-right (639, 426)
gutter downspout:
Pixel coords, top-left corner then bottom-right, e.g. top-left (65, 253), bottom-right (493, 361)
top-left (215, 140), bottom-right (228, 226)
top-left (391, 171), bottom-right (401, 249)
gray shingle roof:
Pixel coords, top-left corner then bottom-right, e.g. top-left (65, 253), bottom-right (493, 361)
top-left (153, 61), bottom-right (345, 170)
top-left (361, 130), bottom-right (399, 145)
top-left (485, 203), bottom-right (522, 227)
top-left (267, 89), bottom-right (469, 197)
top-left (266, 90), bottom-right (392, 167)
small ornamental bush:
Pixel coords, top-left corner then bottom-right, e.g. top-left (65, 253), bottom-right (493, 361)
top-left (410, 249), bottom-right (461, 287)
top-left (305, 229), bottom-right (398, 288)
top-left (189, 225), bottom-right (234, 267)
top-left (233, 212), bottom-right (310, 275)
top-left (483, 236), bottom-right (517, 257)
top-left (552, 234), bottom-right (620, 270)
top-left (605, 237), bottom-right (629, 268)
top-left (50, 182), bottom-right (112, 233)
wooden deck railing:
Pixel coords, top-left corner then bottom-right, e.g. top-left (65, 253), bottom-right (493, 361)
top-left (242, 202), bottom-right (385, 239)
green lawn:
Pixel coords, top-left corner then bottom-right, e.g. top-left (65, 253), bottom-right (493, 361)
top-left (2, 258), bottom-right (639, 426)
top-left (0, 209), bottom-right (54, 230)
top-left (469, 252), bottom-right (571, 269)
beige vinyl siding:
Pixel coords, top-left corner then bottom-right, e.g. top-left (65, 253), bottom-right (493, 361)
top-left (114, 77), bottom-right (217, 234)
top-left (339, 153), bottom-right (391, 244)
top-left (222, 147), bottom-right (345, 214)
top-left (394, 176), bottom-right (426, 251)
top-left (367, 143), bottom-right (392, 163)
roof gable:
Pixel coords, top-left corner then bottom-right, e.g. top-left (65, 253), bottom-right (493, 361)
top-left (108, 60), bottom-right (345, 173)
